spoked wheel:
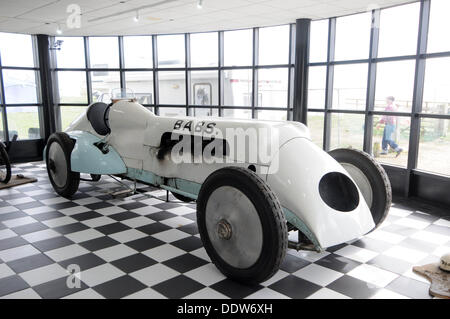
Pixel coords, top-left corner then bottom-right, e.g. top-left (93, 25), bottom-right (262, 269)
top-left (328, 148), bottom-right (392, 231)
top-left (171, 191), bottom-right (194, 203)
top-left (0, 142), bottom-right (11, 184)
top-left (197, 167), bottom-right (287, 285)
top-left (46, 133), bottom-right (80, 198)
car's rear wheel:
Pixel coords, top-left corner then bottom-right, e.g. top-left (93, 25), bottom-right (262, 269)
top-left (197, 167), bottom-right (287, 284)
top-left (328, 148), bottom-right (391, 230)
top-left (46, 133), bottom-right (80, 198)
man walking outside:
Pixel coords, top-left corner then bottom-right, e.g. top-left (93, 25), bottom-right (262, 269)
top-left (377, 96), bottom-right (403, 157)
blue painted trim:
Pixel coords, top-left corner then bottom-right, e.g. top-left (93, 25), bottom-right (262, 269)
top-left (282, 208), bottom-right (322, 252)
top-left (67, 131), bottom-right (127, 175)
top-left (126, 167), bottom-right (200, 200)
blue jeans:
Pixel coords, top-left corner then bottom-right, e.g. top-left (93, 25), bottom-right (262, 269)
top-left (382, 124), bottom-right (399, 151)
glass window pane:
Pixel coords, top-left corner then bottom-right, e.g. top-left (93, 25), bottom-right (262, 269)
top-left (89, 37), bottom-right (119, 68)
top-left (159, 107), bottom-right (185, 117)
top-left (191, 108), bottom-right (218, 117)
top-left (418, 118), bottom-right (450, 176)
top-left (378, 3), bottom-right (420, 58)
top-left (157, 35), bottom-right (185, 68)
top-left (57, 71), bottom-right (87, 104)
top-left (335, 12), bottom-right (371, 61)
top-left (91, 71), bottom-right (121, 103)
top-left (375, 60), bottom-right (415, 113)
top-left (330, 113), bottom-right (365, 150)
top-left (223, 109), bottom-right (252, 119)
top-left (191, 71), bottom-right (218, 105)
top-left (6, 107), bottom-right (40, 140)
top-left (423, 57), bottom-right (450, 115)
top-left (309, 20), bottom-right (328, 63)
top-left (158, 71), bottom-right (186, 104)
top-left (307, 112), bottom-right (324, 148)
top-left (373, 115), bottom-right (410, 167)
top-left (257, 68), bottom-right (288, 108)
top-left (60, 106), bottom-right (87, 131)
top-left (256, 110), bottom-right (287, 121)
top-left (258, 25), bottom-right (289, 65)
top-left (190, 32), bottom-right (218, 67)
top-left (427, 0), bottom-right (450, 53)
top-left (0, 33), bottom-right (35, 67)
top-left (223, 69), bottom-right (252, 107)
top-left (123, 36), bottom-right (153, 68)
top-left (3, 70), bottom-right (38, 104)
top-left (55, 37), bottom-right (85, 68)
top-left (224, 29), bottom-right (253, 66)
top-left (333, 64), bottom-right (368, 110)
top-left (125, 71), bottom-right (153, 104)
top-left (308, 66), bottom-right (326, 109)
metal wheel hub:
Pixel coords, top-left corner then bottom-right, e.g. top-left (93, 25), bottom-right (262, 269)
top-left (205, 186), bottom-right (263, 269)
top-left (217, 219), bottom-right (232, 240)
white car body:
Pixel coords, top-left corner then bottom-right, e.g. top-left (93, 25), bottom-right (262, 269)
top-left (65, 100), bottom-right (375, 249)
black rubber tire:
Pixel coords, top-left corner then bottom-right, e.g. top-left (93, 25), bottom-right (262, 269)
top-left (328, 148), bottom-right (391, 230)
top-left (171, 191), bottom-right (194, 203)
top-left (0, 143), bottom-right (11, 184)
top-left (197, 167), bottom-right (287, 285)
top-left (46, 132), bottom-right (80, 198)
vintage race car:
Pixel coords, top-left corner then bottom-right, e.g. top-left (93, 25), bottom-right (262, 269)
top-left (45, 95), bottom-right (391, 284)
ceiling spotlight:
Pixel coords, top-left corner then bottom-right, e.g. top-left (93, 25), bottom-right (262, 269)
top-left (133, 10), bottom-right (140, 22)
top-left (56, 24), bottom-right (62, 35)
top-left (197, 0), bottom-right (203, 9)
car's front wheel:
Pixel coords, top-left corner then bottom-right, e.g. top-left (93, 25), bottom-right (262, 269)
top-left (197, 167), bottom-right (287, 285)
top-left (46, 132), bottom-right (80, 198)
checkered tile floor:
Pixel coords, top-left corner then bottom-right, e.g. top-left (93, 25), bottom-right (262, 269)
top-left (0, 162), bottom-right (449, 299)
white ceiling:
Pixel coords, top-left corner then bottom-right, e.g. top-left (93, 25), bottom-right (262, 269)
top-left (0, 0), bottom-right (416, 36)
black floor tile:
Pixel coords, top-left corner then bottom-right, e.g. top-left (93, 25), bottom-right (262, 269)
top-left (163, 253), bottom-right (208, 273)
top-left (125, 236), bottom-right (165, 252)
top-left (279, 254), bottom-right (310, 273)
top-left (269, 275), bottom-right (321, 299)
top-left (136, 222), bottom-right (171, 235)
top-left (95, 222), bottom-right (130, 235)
top-left (71, 211), bottom-right (103, 222)
top-left (33, 236), bottom-right (74, 252)
top-left (0, 211), bottom-right (27, 222)
top-left (152, 275), bottom-right (205, 298)
top-left (177, 223), bottom-right (198, 235)
top-left (85, 202), bottom-right (114, 210)
top-left (316, 253), bottom-right (361, 273)
top-left (12, 222), bottom-right (48, 235)
top-left (118, 202), bottom-right (147, 210)
top-left (111, 253), bottom-right (157, 273)
top-left (7, 253), bottom-right (54, 273)
top-left (146, 211), bottom-right (177, 221)
top-left (33, 277), bottom-right (88, 299)
top-left (53, 222), bottom-right (89, 235)
top-left (211, 279), bottom-right (262, 299)
top-left (326, 275), bottom-right (379, 299)
top-left (93, 275), bottom-right (147, 299)
top-left (32, 211), bottom-right (64, 222)
top-left (0, 275), bottom-right (29, 297)
top-left (79, 236), bottom-right (120, 251)
top-left (109, 211), bottom-right (139, 221)
top-left (171, 236), bottom-right (203, 252)
top-left (0, 236), bottom-right (28, 251)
